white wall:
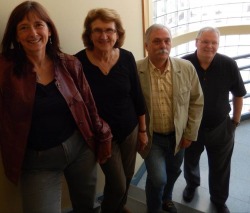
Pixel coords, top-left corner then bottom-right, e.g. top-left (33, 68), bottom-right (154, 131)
top-left (0, 0), bottom-right (144, 59)
top-left (0, 0), bottom-right (145, 212)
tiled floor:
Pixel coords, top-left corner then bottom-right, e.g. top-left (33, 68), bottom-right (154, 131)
top-left (136, 119), bottom-right (250, 213)
top-left (127, 184), bottom-right (203, 213)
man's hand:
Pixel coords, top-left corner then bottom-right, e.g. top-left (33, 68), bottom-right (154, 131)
top-left (179, 138), bottom-right (192, 149)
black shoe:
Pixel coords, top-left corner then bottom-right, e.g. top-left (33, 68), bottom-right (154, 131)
top-left (211, 200), bottom-right (230, 213)
top-left (182, 186), bottom-right (196, 202)
top-left (162, 200), bottom-right (177, 213)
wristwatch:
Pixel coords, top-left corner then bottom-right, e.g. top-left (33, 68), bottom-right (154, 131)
top-left (231, 119), bottom-right (240, 127)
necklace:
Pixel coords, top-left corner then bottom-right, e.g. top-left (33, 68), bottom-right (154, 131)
top-left (88, 49), bottom-right (119, 75)
top-left (34, 64), bottom-right (54, 83)
top-left (97, 60), bottom-right (113, 75)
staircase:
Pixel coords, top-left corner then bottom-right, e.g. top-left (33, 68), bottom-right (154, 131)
top-left (64, 184), bottom-right (204, 213)
top-left (126, 184), bottom-right (204, 213)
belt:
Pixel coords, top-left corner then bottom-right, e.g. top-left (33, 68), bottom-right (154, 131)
top-left (153, 131), bottom-right (175, 137)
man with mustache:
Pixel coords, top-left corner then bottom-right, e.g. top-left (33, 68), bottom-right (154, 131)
top-left (136, 24), bottom-right (204, 213)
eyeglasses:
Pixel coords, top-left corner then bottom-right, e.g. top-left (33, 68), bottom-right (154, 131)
top-left (91, 28), bottom-right (117, 36)
top-left (198, 39), bottom-right (219, 46)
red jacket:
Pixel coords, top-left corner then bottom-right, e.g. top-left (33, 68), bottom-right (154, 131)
top-left (0, 53), bottom-right (112, 184)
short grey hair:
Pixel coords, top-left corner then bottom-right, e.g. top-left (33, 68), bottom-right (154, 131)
top-left (196, 27), bottom-right (220, 39)
top-left (145, 24), bottom-right (172, 44)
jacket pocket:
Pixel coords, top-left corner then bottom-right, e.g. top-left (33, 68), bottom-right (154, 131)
top-left (178, 86), bottom-right (191, 105)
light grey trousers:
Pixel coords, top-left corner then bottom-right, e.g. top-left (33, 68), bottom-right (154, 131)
top-left (21, 130), bottom-right (97, 213)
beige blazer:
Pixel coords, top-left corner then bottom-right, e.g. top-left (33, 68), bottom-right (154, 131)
top-left (136, 57), bottom-right (204, 158)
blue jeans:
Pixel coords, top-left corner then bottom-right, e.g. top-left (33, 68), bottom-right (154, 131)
top-left (145, 132), bottom-right (184, 213)
top-left (21, 130), bottom-right (97, 213)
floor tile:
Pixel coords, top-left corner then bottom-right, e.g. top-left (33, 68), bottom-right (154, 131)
top-left (136, 119), bottom-right (250, 213)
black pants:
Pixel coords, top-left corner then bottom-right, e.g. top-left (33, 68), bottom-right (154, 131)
top-left (184, 116), bottom-right (235, 204)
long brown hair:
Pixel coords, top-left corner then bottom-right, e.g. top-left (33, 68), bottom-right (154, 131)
top-left (0, 1), bottom-right (61, 74)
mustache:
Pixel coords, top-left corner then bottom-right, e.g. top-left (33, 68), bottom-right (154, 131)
top-left (155, 49), bottom-right (169, 54)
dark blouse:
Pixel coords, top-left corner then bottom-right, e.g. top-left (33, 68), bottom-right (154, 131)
top-left (183, 51), bottom-right (246, 128)
top-left (75, 48), bottom-right (145, 142)
top-left (27, 80), bottom-right (76, 150)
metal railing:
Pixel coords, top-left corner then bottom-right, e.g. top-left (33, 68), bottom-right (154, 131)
top-left (231, 54), bottom-right (250, 121)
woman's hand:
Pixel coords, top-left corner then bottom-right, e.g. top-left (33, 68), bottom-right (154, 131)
top-left (137, 131), bottom-right (148, 152)
top-left (97, 141), bottom-right (112, 164)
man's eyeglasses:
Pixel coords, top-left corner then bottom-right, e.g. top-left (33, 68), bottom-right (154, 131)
top-left (198, 39), bottom-right (219, 46)
top-left (91, 28), bottom-right (117, 36)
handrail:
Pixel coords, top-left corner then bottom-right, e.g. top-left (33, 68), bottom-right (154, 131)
top-left (232, 54), bottom-right (250, 60)
top-left (243, 80), bottom-right (250, 84)
top-left (238, 65), bottom-right (250, 70)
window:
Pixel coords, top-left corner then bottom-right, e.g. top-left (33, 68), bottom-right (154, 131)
top-left (148, 0), bottom-right (250, 117)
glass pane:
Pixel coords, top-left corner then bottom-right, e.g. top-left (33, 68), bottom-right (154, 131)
top-left (151, 0), bottom-right (250, 117)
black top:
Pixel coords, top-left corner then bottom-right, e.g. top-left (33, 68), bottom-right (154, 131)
top-left (27, 80), bottom-right (76, 150)
top-left (75, 48), bottom-right (146, 142)
top-left (183, 51), bottom-right (246, 128)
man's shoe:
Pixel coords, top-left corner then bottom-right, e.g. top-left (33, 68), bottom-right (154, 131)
top-left (162, 200), bottom-right (177, 213)
top-left (211, 201), bottom-right (230, 213)
top-left (182, 186), bottom-right (196, 202)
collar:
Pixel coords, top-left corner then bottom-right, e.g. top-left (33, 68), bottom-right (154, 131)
top-left (149, 58), bottom-right (170, 75)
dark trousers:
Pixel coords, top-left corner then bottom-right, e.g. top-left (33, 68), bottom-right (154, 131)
top-left (100, 125), bottom-right (138, 213)
top-left (184, 116), bottom-right (235, 204)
